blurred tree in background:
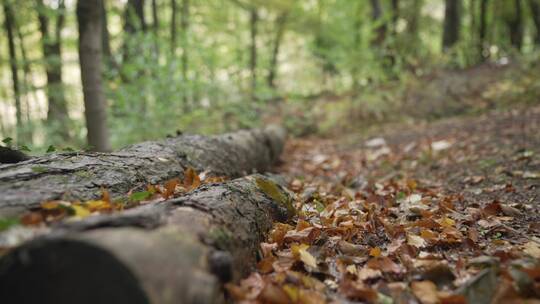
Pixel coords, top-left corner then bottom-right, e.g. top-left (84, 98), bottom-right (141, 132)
top-left (1, 0), bottom-right (540, 151)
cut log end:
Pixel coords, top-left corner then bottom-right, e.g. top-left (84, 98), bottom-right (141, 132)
top-left (0, 239), bottom-right (149, 304)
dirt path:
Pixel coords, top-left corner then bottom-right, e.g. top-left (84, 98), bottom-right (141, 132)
top-left (228, 106), bottom-right (540, 303)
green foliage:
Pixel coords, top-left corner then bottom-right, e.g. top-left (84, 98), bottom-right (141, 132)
top-left (1, 0), bottom-right (540, 149)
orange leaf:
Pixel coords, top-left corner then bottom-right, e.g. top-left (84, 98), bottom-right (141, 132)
top-left (163, 178), bottom-right (180, 199)
top-left (20, 212), bottom-right (44, 226)
top-left (101, 188), bottom-right (111, 203)
top-left (369, 247), bottom-right (382, 257)
top-left (183, 167), bottom-right (201, 191)
top-left (41, 201), bottom-right (60, 210)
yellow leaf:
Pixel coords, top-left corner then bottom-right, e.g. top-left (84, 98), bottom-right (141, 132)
top-left (440, 217), bottom-right (455, 228)
top-left (293, 244), bottom-right (317, 268)
top-left (346, 264), bottom-right (357, 275)
top-left (255, 177), bottom-right (295, 217)
top-left (369, 247), bottom-right (382, 257)
top-left (85, 200), bottom-right (110, 211)
top-left (71, 205), bottom-right (91, 218)
top-left (41, 201), bottom-right (60, 210)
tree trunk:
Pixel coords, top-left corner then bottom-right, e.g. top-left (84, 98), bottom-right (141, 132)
top-left (2, 1), bottom-right (23, 143)
top-left (479, 0), bottom-right (489, 60)
top-left (151, 0), bottom-right (159, 56)
top-left (0, 125), bottom-right (286, 217)
top-left (15, 14), bottom-right (35, 137)
top-left (249, 8), bottom-right (258, 99)
top-left (122, 0), bottom-right (146, 64)
top-left (37, 0), bottom-right (70, 141)
top-left (181, 0), bottom-right (189, 105)
top-left (391, 0), bottom-right (399, 37)
top-left (267, 13), bottom-right (288, 89)
top-left (170, 0), bottom-right (177, 54)
top-left (0, 174), bottom-right (292, 304)
top-left (442, 0), bottom-right (461, 50)
top-left (407, 0), bottom-right (422, 38)
top-left (77, 0), bottom-right (112, 152)
top-left (530, 0), bottom-right (540, 45)
top-left (507, 0), bottom-right (523, 51)
top-left (124, 0), bottom-right (146, 33)
top-left (101, 1), bottom-right (112, 60)
top-left (370, 0), bottom-right (387, 46)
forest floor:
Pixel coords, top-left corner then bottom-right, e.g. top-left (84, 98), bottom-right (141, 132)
top-left (228, 105), bottom-right (540, 303)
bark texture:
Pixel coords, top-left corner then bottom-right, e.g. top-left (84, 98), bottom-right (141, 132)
top-left (0, 126), bottom-right (285, 217)
top-left (0, 175), bottom-right (292, 304)
top-left (77, 0), bottom-right (112, 152)
top-left (442, 0), bottom-right (461, 50)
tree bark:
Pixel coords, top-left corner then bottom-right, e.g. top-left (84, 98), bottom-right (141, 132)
top-left (77, 0), bottom-right (112, 152)
top-left (151, 0), bottom-right (159, 56)
top-left (507, 0), bottom-right (523, 51)
top-left (101, 1), bottom-right (112, 60)
top-left (124, 0), bottom-right (146, 34)
top-left (370, 0), bottom-right (387, 46)
top-left (37, 0), bottom-right (70, 140)
top-left (0, 174), bottom-right (292, 304)
top-left (170, 0), bottom-right (177, 54)
top-left (267, 13), bottom-right (288, 89)
top-left (530, 0), bottom-right (540, 45)
top-left (249, 8), bottom-right (258, 99)
top-left (15, 12), bottom-right (35, 137)
top-left (2, 1), bottom-right (23, 143)
top-left (0, 126), bottom-right (285, 217)
top-left (442, 0), bottom-right (461, 50)
top-left (407, 0), bottom-right (422, 38)
top-left (479, 0), bottom-right (489, 60)
top-left (122, 0), bottom-right (146, 64)
top-left (181, 0), bottom-right (189, 105)
top-left (391, 0), bottom-right (399, 37)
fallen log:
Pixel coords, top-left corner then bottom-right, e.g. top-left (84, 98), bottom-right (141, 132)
top-left (0, 126), bottom-right (286, 217)
top-left (0, 175), bottom-right (294, 304)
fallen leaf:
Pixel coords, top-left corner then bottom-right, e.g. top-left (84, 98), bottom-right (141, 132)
top-left (369, 247), bottom-right (382, 257)
top-left (523, 242), bottom-right (540, 259)
top-left (296, 244), bottom-right (317, 268)
top-left (71, 205), bottom-right (91, 218)
top-left (183, 167), bottom-right (201, 191)
top-left (411, 281), bottom-right (439, 304)
top-left (408, 234), bottom-right (427, 248)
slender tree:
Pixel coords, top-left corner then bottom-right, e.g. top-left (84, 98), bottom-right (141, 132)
top-left (77, 0), bottom-right (112, 152)
top-left (151, 0), bottom-right (159, 55)
top-left (370, 0), bottom-right (387, 46)
top-left (479, 0), bottom-right (489, 60)
top-left (442, 0), bottom-right (461, 50)
top-left (124, 0), bottom-right (146, 33)
top-left (101, 1), bottom-right (112, 60)
top-left (249, 8), bottom-right (258, 99)
top-left (15, 13), bottom-right (35, 128)
top-left (123, 0), bottom-right (146, 64)
top-left (37, 0), bottom-right (70, 140)
top-left (267, 13), bottom-right (288, 89)
top-left (181, 0), bottom-right (189, 82)
top-left (391, 0), bottom-right (399, 37)
top-left (181, 0), bottom-right (190, 105)
top-left (530, 0), bottom-right (540, 45)
top-left (507, 0), bottom-right (524, 51)
top-left (2, 0), bottom-right (23, 142)
top-left (407, 0), bottom-right (422, 38)
top-left (170, 0), bottom-right (177, 54)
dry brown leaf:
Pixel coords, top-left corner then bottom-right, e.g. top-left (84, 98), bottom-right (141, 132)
top-left (411, 280), bottom-right (439, 304)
